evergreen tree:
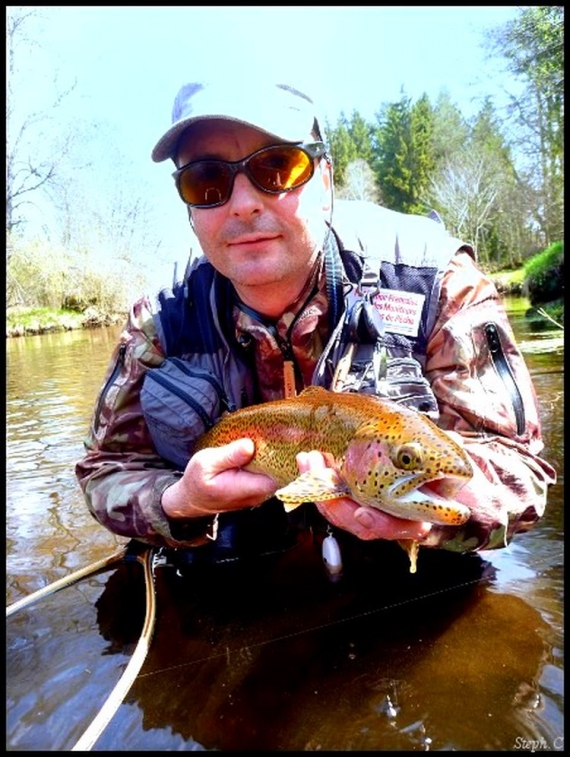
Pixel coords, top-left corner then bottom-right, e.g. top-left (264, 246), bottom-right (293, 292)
top-left (347, 111), bottom-right (374, 165)
top-left (430, 91), bottom-right (469, 168)
top-left (325, 112), bottom-right (357, 189)
top-left (373, 93), bottom-right (414, 212)
top-left (372, 92), bottom-right (436, 215)
top-left (408, 94), bottom-right (436, 215)
top-left (325, 109), bottom-right (375, 191)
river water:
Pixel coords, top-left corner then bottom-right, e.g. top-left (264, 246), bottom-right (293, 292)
top-left (6, 299), bottom-right (564, 751)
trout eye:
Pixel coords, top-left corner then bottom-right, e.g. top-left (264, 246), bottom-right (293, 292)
top-left (393, 443), bottom-right (423, 470)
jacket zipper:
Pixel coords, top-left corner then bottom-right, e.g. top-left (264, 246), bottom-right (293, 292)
top-left (169, 357), bottom-right (235, 412)
top-left (144, 370), bottom-right (214, 430)
top-left (94, 343), bottom-right (127, 433)
top-left (484, 322), bottom-right (525, 435)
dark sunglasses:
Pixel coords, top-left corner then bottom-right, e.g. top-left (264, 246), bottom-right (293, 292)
top-left (172, 142), bottom-right (327, 208)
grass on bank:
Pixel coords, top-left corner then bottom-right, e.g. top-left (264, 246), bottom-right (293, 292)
top-left (6, 306), bottom-right (125, 337)
top-left (489, 268), bottom-right (526, 294)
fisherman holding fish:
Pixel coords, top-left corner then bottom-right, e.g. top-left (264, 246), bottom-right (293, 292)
top-left (76, 74), bottom-right (556, 576)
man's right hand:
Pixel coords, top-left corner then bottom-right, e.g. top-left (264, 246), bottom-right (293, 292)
top-left (161, 438), bottom-right (278, 519)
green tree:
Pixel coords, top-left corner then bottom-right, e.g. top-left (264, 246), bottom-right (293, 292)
top-left (347, 111), bottom-right (374, 165)
top-left (373, 93), bottom-right (413, 212)
top-left (373, 92), bottom-right (436, 215)
top-left (408, 94), bottom-right (436, 214)
top-left (325, 109), bottom-right (374, 189)
top-left (430, 91), bottom-right (470, 167)
top-left (325, 115), bottom-right (352, 188)
top-left (427, 91), bottom-right (546, 266)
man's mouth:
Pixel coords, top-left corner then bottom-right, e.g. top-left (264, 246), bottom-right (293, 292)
top-left (227, 233), bottom-right (278, 247)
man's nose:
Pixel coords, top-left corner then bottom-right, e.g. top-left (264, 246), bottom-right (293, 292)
top-left (226, 172), bottom-right (264, 216)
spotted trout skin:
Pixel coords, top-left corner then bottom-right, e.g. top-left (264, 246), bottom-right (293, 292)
top-left (193, 386), bottom-right (473, 526)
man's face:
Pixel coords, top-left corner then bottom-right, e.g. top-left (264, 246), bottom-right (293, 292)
top-left (175, 120), bottom-right (332, 309)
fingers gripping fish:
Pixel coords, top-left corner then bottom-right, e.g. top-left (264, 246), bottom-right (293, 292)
top-left (194, 387), bottom-right (473, 571)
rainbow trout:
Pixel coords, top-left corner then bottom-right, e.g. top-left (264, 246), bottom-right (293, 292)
top-left (194, 386), bottom-right (473, 571)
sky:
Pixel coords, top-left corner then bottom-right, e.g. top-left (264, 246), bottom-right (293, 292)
top-left (9, 5), bottom-right (524, 281)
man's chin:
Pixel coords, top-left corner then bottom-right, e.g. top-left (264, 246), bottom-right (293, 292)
top-left (231, 263), bottom-right (286, 288)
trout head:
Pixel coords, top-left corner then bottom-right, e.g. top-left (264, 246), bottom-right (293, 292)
top-left (340, 411), bottom-right (473, 526)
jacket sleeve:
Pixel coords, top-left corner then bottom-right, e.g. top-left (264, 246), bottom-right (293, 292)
top-left (422, 250), bottom-right (557, 552)
top-left (75, 297), bottom-right (214, 548)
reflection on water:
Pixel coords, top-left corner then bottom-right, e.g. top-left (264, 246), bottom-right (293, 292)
top-left (6, 299), bottom-right (564, 751)
top-left (6, 327), bottom-right (128, 603)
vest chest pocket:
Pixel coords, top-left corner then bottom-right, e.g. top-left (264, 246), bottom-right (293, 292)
top-left (373, 354), bottom-right (440, 418)
top-left (334, 342), bottom-right (439, 419)
top-left (141, 358), bottom-right (231, 470)
top-left (314, 307), bottom-right (440, 420)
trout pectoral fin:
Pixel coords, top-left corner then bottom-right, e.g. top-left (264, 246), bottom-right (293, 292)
top-left (276, 470), bottom-right (350, 512)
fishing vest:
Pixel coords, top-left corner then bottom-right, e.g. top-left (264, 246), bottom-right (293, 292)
top-left (140, 200), bottom-right (472, 564)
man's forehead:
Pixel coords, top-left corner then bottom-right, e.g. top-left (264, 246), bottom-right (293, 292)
top-left (176, 119), bottom-right (301, 163)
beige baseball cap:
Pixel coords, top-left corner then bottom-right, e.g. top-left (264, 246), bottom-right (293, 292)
top-left (151, 77), bottom-right (323, 163)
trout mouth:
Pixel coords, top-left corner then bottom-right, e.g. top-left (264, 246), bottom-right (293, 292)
top-left (419, 476), bottom-right (468, 500)
top-left (389, 471), bottom-right (470, 505)
top-left (364, 471), bottom-right (470, 527)
top-left (382, 472), bottom-right (471, 526)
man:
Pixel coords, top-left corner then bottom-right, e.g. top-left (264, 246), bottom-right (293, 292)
top-left (76, 77), bottom-right (556, 570)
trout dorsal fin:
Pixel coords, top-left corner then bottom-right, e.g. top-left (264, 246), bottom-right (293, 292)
top-left (298, 386), bottom-right (332, 399)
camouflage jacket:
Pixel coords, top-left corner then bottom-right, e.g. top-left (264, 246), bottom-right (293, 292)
top-left (75, 201), bottom-right (557, 553)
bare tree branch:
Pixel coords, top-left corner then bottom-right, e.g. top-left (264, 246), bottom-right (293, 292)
top-left (336, 159), bottom-right (381, 203)
top-left (6, 6), bottom-right (78, 234)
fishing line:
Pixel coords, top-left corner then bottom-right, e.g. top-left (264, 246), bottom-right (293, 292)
top-left (135, 545), bottom-right (562, 680)
top-left (135, 571), bottom-right (488, 680)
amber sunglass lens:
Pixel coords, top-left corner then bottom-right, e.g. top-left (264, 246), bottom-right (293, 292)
top-left (249, 148), bottom-right (313, 192)
top-left (179, 162), bottom-right (231, 206)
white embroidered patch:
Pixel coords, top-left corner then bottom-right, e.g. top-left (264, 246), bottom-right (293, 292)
top-left (372, 289), bottom-right (425, 336)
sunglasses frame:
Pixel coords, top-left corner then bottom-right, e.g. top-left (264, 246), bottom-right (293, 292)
top-left (172, 141), bottom-right (327, 208)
